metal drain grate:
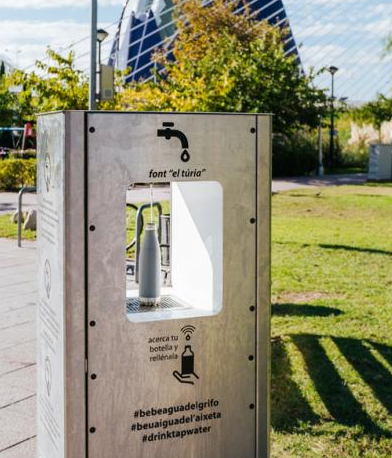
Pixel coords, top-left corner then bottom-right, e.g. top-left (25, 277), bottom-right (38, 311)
top-left (126, 295), bottom-right (187, 314)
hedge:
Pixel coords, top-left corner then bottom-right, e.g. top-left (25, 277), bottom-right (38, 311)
top-left (0, 158), bottom-right (36, 191)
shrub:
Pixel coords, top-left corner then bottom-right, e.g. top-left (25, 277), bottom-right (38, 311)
top-left (0, 157), bottom-right (36, 191)
top-left (340, 141), bottom-right (369, 170)
top-left (272, 131), bottom-right (319, 177)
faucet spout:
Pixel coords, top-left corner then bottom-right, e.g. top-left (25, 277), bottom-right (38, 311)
top-left (157, 127), bottom-right (189, 149)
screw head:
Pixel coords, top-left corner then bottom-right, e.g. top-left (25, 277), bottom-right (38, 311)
top-left (249, 355), bottom-right (254, 361)
top-left (90, 427), bottom-right (96, 433)
top-left (249, 404), bottom-right (255, 410)
top-left (250, 306), bottom-right (255, 312)
top-left (89, 127), bottom-right (95, 133)
top-left (250, 218), bottom-right (256, 224)
top-left (91, 373), bottom-right (97, 380)
top-left (90, 320), bottom-right (96, 327)
top-left (250, 127), bottom-right (256, 133)
top-left (89, 225), bottom-right (96, 232)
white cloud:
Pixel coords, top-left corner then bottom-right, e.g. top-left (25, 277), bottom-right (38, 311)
top-left (0, 20), bottom-right (115, 70)
top-left (0, 0), bottom-right (123, 8)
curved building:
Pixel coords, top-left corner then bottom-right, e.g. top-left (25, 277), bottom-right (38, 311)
top-left (109, 0), bottom-right (300, 82)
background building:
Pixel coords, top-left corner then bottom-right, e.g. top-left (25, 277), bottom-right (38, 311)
top-left (109, 0), bottom-right (300, 81)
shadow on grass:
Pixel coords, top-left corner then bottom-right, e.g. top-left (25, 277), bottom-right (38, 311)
top-left (274, 240), bottom-right (392, 257)
top-left (319, 244), bottom-right (392, 257)
top-left (273, 334), bottom-right (392, 437)
top-left (271, 337), bottom-right (319, 431)
top-left (272, 303), bottom-right (342, 317)
top-left (333, 338), bottom-right (392, 418)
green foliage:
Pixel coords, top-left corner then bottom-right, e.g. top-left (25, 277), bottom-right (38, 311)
top-left (340, 141), bottom-right (369, 169)
top-left (0, 71), bottom-right (19, 126)
top-left (6, 48), bottom-right (88, 121)
top-left (0, 157), bottom-right (36, 191)
top-left (351, 95), bottom-right (392, 132)
top-left (273, 131), bottom-right (319, 176)
top-left (117, 0), bottom-right (327, 134)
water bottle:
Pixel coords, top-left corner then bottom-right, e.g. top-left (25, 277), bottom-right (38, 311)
top-left (139, 222), bottom-right (161, 306)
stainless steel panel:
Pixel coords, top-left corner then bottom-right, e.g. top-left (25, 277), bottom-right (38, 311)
top-left (256, 115), bottom-right (272, 458)
top-left (37, 113), bottom-right (66, 458)
top-left (86, 113), bottom-right (265, 458)
top-left (37, 112), bottom-right (87, 458)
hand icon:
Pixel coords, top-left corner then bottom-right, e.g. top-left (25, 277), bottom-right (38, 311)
top-left (173, 370), bottom-right (199, 385)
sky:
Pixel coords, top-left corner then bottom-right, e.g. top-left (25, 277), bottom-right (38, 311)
top-left (0, 0), bottom-right (391, 103)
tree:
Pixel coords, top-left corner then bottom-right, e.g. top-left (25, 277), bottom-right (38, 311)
top-left (351, 95), bottom-right (392, 141)
top-left (7, 48), bottom-right (88, 121)
top-left (0, 67), bottom-right (18, 127)
top-left (116, 0), bottom-right (327, 134)
top-left (0, 61), bottom-right (5, 79)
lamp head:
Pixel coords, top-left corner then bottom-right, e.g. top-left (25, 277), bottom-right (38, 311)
top-left (328, 66), bottom-right (338, 75)
top-left (97, 28), bottom-right (109, 43)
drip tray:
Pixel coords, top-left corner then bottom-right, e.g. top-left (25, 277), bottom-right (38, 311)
top-left (126, 295), bottom-right (191, 314)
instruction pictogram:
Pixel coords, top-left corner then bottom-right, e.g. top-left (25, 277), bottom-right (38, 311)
top-left (157, 122), bottom-right (190, 162)
top-left (173, 345), bottom-right (199, 385)
top-left (44, 259), bottom-right (51, 299)
top-left (45, 355), bottom-right (52, 396)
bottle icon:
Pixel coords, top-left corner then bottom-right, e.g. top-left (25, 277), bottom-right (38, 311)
top-left (181, 346), bottom-right (195, 375)
top-left (173, 345), bottom-right (199, 385)
top-left (139, 222), bottom-right (161, 306)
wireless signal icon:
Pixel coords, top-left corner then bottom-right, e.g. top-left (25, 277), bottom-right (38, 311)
top-left (181, 325), bottom-right (196, 341)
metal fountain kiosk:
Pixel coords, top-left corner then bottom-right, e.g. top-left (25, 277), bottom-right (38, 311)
top-left (36, 111), bottom-right (272, 458)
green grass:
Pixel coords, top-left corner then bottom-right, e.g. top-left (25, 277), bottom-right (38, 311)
top-left (0, 213), bottom-right (36, 240)
top-left (271, 185), bottom-right (392, 457)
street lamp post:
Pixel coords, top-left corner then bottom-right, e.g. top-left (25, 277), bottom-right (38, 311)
top-left (89, 0), bottom-right (109, 110)
top-left (328, 65), bottom-right (338, 168)
top-left (97, 28), bottom-right (109, 67)
top-left (89, 0), bottom-right (98, 110)
top-left (318, 115), bottom-right (324, 177)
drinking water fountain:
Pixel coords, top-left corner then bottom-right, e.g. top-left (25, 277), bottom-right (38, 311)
top-left (37, 111), bottom-right (272, 458)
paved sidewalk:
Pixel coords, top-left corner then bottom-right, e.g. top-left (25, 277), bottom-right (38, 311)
top-left (272, 173), bottom-right (367, 192)
top-left (0, 239), bottom-right (36, 458)
top-left (0, 193), bottom-right (36, 216)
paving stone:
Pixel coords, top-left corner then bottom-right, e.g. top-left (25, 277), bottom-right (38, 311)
top-left (0, 323), bottom-right (36, 352)
top-left (0, 307), bottom-right (36, 332)
top-left (0, 340), bottom-right (36, 377)
top-left (0, 396), bottom-right (36, 452)
top-left (0, 437), bottom-right (36, 458)
top-left (0, 238), bottom-right (38, 456)
top-left (0, 365), bottom-right (36, 409)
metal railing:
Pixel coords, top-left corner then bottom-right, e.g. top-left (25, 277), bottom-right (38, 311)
top-left (17, 186), bottom-right (36, 248)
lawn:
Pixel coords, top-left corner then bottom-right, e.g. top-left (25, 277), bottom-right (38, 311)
top-left (271, 185), bottom-right (392, 457)
top-left (0, 213), bottom-right (36, 240)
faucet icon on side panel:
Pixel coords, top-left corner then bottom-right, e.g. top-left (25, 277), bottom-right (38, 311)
top-left (157, 122), bottom-right (190, 162)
